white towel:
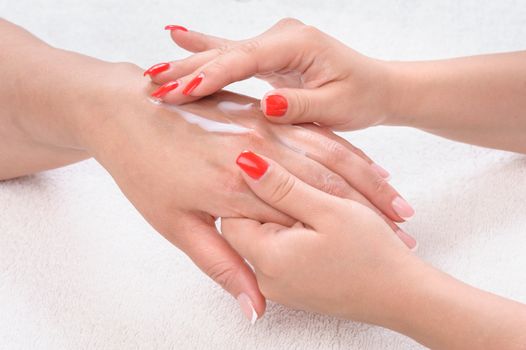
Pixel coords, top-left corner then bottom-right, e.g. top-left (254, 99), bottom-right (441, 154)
top-left (1, 1), bottom-right (525, 349)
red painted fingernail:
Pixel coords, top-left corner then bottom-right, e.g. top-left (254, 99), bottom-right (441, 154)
top-left (265, 95), bottom-right (288, 117)
top-left (164, 25), bottom-right (188, 32)
top-left (143, 62), bottom-right (170, 77)
top-left (151, 81), bottom-right (179, 99)
top-left (236, 151), bottom-right (269, 180)
top-left (183, 73), bottom-right (204, 96)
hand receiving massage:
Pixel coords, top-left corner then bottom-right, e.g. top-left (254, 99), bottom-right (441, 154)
top-left (141, 17), bottom-right (526, 349)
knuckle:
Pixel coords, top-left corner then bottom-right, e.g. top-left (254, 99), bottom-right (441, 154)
top-left (206, 259), bottom-right (243, 291)
top-left (243, 131), bottom-right (266, 150)
top-left (299, 25), bottom-right (322, 38)
top-left (373, 176), bottom-right (390, 194)
top-left (214, 44), bottom-right (231, 56)
top-left (223, 173), bottom-right (247, 194)
top-left (320, 173), bottom-right (348, 198)
top-left (276, 17), bottom-right (304, 28)
top-left (324, 140), bottom-right (350, 166)
top-left (268, 172), bottom-right (297, 206)
top-left (206, 59), bottom-right (234, 82)
top-left (237, 40), bottom-right (261, 55)
top-left (290, 90), bottom-right (311, 117)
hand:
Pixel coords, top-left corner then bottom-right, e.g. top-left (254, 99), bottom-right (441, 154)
top-left (145, 18), bottom-right (396, 131)
top-left (221, 151), bottom-right (413, 322)
top-left (81, 68), bottom-right (415, 319)
top-left (221, 151), bottom-right (526, 350)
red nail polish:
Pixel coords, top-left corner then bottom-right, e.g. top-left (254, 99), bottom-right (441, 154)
top-left (236, 151), bottom-right (269, 180)
top-left (183, 73), bottom-right (204, 96)
top-left (164, 25), bottom-right (188, 32)
top-left (143, 62), bottom-right (170, 77)
top-left (265, 95), bottom-right (288, 117)
top-left (151, 81), bottom-right (179, 99)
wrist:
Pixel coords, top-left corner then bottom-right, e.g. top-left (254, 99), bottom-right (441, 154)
top-left (382, 61), bottom-right (426, 128)
top-left (371, 256), bottom-right (526, 349)
top-left (67, 62), bottom-right (150, 154)
top-left (9, 47), bottom-right (146, 153)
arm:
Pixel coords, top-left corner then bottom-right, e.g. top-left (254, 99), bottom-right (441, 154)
top-left (0, 19), bottom-right (99, 178)
top-left (151, 18), bottom-right (526, 153)
top-left (388, 52), bottom-right (526, 153)
top-left (222, 151), bottom-right (526, 348)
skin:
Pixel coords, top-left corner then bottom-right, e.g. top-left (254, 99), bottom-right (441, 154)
top-left (152, 17), bottom-right (526, 348)
top-left (222, 154), bottom-right (526, 349)
top-left (0, 19), bottom-right (415, 319)
top-left (152, 18), bottom-right (526, 153)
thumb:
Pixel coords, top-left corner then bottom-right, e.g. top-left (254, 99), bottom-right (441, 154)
top-left (261, 85), bottom-right (342, 127)
top-left (235, 151), bottom-right (343, 230)
top-left (173, 214), bottom-right (265, 324)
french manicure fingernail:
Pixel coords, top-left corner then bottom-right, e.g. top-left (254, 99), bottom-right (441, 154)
top-left (371, 163), bottom-right (391, 180)
top-left (236, 151), bottom-right (269, 180)
top-left (237, 293), bottom-right (258, 325)
top-left (395, 228), bottom-right (418, 251)
top-left (183, 73), bottom-right (204, 96)
top-left (143, 62), bottom-right (170, 77)
top-left (150, 80), bottom-right (179, 99)
top-left (265, 95), bottom-right (288, 117)
top-left (392, 196), bottom-right (415, 220)
top-left (164, 24), bottom-right (188, 32)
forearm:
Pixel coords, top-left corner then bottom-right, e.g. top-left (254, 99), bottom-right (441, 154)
top-left (374, 258), bottom-right (526, 349)
top-left (386, 52), bottom-right (526, 153)
top-left (0, 19), bottom-right (129, 179)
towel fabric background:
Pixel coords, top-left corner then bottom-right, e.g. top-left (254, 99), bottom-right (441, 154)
top-left (1, 1), bottom-right (525, 349)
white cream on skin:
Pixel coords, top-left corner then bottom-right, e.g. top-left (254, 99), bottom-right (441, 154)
top-left (149, 98), bottom-right (307, 155)
top-left (149, 98), bottom-right (251, 134)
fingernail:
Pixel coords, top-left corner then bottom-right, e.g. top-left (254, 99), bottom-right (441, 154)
top-left (237, 293), bottom-right (258, 325)
top-left (395, 228), bottom-right (418, 251)
top-left (143, 62), bottom-right (170, 77)
top-left (164, 24), bottom-right (188, 32)
top-left (392, 196), bottom-right (415, 220)
top-left (182, 73), bottom-right (204, 96)
top-left (236, 151), bottom-right (269, 180)
top-left (265, 95), bottom-right (288, 117)
top-left (150, 80), bottom-right (179, 99)
top-left (371, 163), bottom-right (391, 180)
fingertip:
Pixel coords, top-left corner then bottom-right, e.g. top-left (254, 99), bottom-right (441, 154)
top-left (165, 24), bottom-right (188, 32)
top-left (236, 150), bottom-right (270, 181)
top-left (262, 93), bottom-right (288, 118)
top-left (394, 228), bottom-right (418, 251)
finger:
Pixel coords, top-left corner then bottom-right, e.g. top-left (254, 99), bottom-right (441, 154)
top-left (235, 151), bottom-right (342, 229)
top-left (226, 188), bottom-right (296, 227)
top-left (221, 218), bottom-right (299, 271)
top-left (266, 147), bottom-right (417, 249)
top-left (220, 218), bottom-right (268, 265)
top-left (284, 126), bottom-right (413, 222)
top-left (298, 124), bottom-right (377, 166)
top-left (260, 85), bottom-right (344, 125)
top-left (175, 37), bottom-right (301, 100)
top-left (173, 214), bottom-right (266, 321)
top-left (147, 50), bottom-right (221, 85)
top-left (166, 25), bottom-right (235, 53)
